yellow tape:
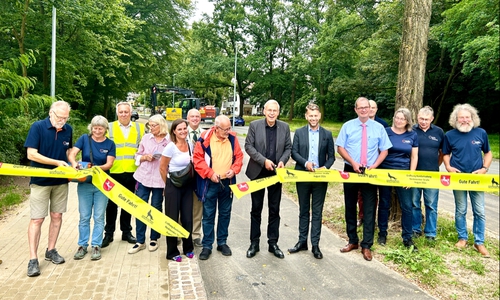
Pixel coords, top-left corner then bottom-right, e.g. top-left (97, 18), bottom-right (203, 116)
top-left (230, 168), bottom-right (499, 199)
top-left (0, 162), bottom-right (188, 238)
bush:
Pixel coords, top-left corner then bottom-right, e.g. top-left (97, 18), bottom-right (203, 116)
top-left (0, 116), bottom-right (33, 164)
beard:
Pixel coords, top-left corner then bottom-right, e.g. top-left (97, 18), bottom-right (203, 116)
top-left (456, 121), bottom-right (474, 133)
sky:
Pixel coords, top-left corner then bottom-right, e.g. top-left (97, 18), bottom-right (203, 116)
top-left (191, 0), bottom-right (215, 23)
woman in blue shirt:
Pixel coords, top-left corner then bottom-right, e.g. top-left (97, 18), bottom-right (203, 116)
top-left (68, 115), bottom-right (116, 261)
top-left (377, 108), bottom-right (419, 251)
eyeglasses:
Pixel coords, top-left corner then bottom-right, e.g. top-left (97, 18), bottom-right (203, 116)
top-left (51, 110), bottom-right (70, 121)
top-left (217, 126), bottom-right (231, 132)
top-left (149, 123), bottom-right (159, 128)
top-left (356, 106), bottom-right (370, 111)
top-left (394, 117), bottom-right (407, 122)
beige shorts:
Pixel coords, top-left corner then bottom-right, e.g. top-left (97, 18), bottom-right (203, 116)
top-left (29, 184), bottom-right (69, 219)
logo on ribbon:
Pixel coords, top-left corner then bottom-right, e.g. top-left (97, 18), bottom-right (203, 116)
top-left (440, 175), bottom-right (451, 186)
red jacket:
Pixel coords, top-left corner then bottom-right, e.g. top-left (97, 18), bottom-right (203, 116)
top-left (193, 126), bottom-right (243, 180)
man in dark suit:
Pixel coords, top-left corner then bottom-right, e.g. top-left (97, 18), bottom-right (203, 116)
top-left (288, 103), bottom-right (335, 259)
top-left (245, 99), bottom-right (292, 259)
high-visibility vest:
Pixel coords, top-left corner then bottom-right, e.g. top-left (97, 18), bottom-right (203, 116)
top-left (107, 121), bottom-right (145, 173)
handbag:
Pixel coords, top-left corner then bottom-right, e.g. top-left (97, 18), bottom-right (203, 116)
top-left (70, 135), bottom-right (94, 183)
top-left (169, 142), bottom-right (194, 188)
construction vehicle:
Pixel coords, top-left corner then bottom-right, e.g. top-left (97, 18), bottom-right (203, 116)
top-left (150, 84), bottom-right (218, 122)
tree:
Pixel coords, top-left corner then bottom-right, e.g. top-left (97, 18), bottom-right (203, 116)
top-left (395, 0), bottom-right (433, 120)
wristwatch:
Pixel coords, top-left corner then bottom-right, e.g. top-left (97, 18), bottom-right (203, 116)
top-left (482, 166), bottom-right (489, 171)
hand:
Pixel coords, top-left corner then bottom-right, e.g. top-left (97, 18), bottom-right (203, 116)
top-left (353, 162), bottom-right (364, 174)
top-left (473, 168), bottom-right (487, 174)
top-left (276, 161), bottom-right (285, 169)
top-left (265, 159), bottom-right (276, 171)
top-left (210, 173), bottom-right (220, 183)
top-left (446, 166), bottom-right (460, 173)
top-left (306, 162), bottom-right (316, 172)
top-left (142, 154), bottom-right (153, 162)
top-left (225, 169), bottom-right (235, 179)
top-left (56, 160), bottom-right (68, 167)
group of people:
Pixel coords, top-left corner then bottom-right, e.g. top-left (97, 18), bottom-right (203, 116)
top-left (337, 97), bottom-right (492, 261)
top-left (24, 96), bottom-right (492, 277)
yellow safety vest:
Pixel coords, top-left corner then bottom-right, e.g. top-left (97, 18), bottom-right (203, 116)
top-left (107, 121), bottom-right (145, 174)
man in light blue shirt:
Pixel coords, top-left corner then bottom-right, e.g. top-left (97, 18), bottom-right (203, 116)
top-left (336, 97), bottom-right (392, 261)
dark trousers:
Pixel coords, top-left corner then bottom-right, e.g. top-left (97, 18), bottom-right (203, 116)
top-left (343, 164), bottom-right (377, 249)
top-left (104, 172), bottom-right (134, 235)
top-left (296, 181), bottom-right (328, 246)
top-left (165, 179), bottom-right (193, 259)
top-left (250, 169), bottom-right (282, 245)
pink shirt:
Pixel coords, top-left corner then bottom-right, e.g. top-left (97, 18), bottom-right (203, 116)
top-left (133, 133), bottom-right (171, 188)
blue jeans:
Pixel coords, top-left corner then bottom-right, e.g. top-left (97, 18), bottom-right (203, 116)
top-left (135, 182), bottom-right (164, 244)
top-left (453, 190), bottom-right (485, 244)
top-left (412, 188), bottom-right (439, 237)
top-left (378, 186), bottom-right (414, 241)
top-left (77, 182), bottom-right (108, 247)
top-left (202, 179), bottom-right (233, 250)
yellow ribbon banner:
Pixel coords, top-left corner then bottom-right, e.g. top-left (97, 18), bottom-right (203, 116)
top-left (230, 168), bottom-right (499, 199)
top-left (0, 162), bottom-right (188, 238)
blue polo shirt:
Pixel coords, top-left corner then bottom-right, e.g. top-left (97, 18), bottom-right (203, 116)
top-left (336, 118), bottom-right (392, 167)
top-left (443, 127), bottom-right (490, 173)
top-left (413, 124), bottom-right (444, 171)
top-left (24, 117), bottom-right (73, 186)
top-left (74, 134), bottom-right (116, 174)
top-left (380, 128), bottom-right (418, 170)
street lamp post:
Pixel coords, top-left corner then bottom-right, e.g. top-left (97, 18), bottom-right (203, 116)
top-left (232, 45), bottom-right (238, 128)
top-left (172, 74), bottom-right (176, 108)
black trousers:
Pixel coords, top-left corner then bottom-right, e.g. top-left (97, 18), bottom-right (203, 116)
top-left (250, 169), bottom-right (282, 245)
top-left (164, 179), bottom-right (193, 259)
top-left (296, 181), bottom-right (328, 246)
top-left (343, 164), bottom-right (377, 249)
top-left (104, 172), bottom-right (135, 235)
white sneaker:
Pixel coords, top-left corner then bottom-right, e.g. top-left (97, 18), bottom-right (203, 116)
top-left (128, 243), bottom-right (146, 254)
top-left (149, 240), bottom-right (159, 252)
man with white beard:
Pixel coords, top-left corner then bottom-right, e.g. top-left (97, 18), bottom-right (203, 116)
top-left (442, 104), bottom-right (492, 258)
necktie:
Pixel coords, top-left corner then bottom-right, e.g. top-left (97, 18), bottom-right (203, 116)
top-left (192, 130), bottom-right (198, 143)
top-left (361, 123), bottom-right (367, 166)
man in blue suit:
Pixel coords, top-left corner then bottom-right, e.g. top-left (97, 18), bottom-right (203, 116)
top-left (288, 103), bottom-right (335, 259)
top-left (245, 99), bottom-right (292, 259)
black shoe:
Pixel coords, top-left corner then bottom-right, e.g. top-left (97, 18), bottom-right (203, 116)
top-left (403, 239), bottom-right (419, 252)
top-left (412, 231), bottom-right (423, 239)
top-left (312, 245), bottom-right (323, 259)
top-left (246, 243), bottom-right (260, 258)
top-left (425, 236), bottom-right (436, 242)
top-left (377, 235), bottom-right (387, 246)
top-left (102, 234), bottom-right (113, 248)
top-left (122, 232), bottom-right (137, 244)
top-left (217, 244), bottom-right (232, 256)
top-left (288, 241), bottom-right (308, 253)
top-left (199, 248), bottom-right (212, 260)
top-left (268, 244), bottom-right (284, 259)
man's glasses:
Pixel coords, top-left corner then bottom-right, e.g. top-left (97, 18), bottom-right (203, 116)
top-left (217, 126), bottom-right (231, 132)
top-left (51, 110), bottom-right (70, 121)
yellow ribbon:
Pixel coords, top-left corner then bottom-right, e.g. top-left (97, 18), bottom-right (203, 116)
top-left (0, 163), bottom-right (188, 238)
top-left (229, 168), bottom-right (499, 199)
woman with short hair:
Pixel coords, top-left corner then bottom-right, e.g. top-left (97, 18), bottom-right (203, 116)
top-left (68, 115), bottom-right (116, 261)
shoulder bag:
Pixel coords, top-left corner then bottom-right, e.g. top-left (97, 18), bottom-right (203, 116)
top-left (169, 142), bottom-right (194, 188)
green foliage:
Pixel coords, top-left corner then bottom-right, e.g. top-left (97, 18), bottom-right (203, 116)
top-left (0, 116), bottom-right (32, 164)
top-left (0, 177), bottom-right (28, 216)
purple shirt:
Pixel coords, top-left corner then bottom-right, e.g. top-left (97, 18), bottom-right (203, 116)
top-left (133, 133), bottom-right (171, 188)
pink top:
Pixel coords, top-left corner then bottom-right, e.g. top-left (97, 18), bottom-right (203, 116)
top-left (133, 133), bottom-right (171, 188)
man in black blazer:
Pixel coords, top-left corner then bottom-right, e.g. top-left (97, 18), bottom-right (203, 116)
top-left (245, 99), bottom-right (292, 259)
top-left (288, 103), bottom-right (335, 259)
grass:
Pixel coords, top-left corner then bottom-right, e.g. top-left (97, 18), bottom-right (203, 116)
top-left (0, 177), bottom-right (29, 216)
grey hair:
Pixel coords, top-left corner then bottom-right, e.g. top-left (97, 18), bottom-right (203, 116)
top-left (50, 100), bottom-right (71, 112)
top-left (115, 101), bottom-right (133, 115)
top-left (87, 115), bottom-right (109, 133)
top-left (354, 97), bottom-right (369, 108)
top-left (448, 103), bottom-right (481, 129)
top-left (264, 99), bottom-right (280, 111)
top-left (418, 105), bottom-right (434, 117)
top-left (148, 114), bottom-right (169, 135)
top-left (393, 107), bottom-right (413, 132)
top-left (215, 115), bottom-right (230, 127)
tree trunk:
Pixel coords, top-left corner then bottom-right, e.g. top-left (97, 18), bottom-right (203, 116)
top-left (392, 0), bottom-right (432, 222)
top-left (395, 0), bottom-right (432, 122)
top-left (288, 78), bottom-right (296, 121)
